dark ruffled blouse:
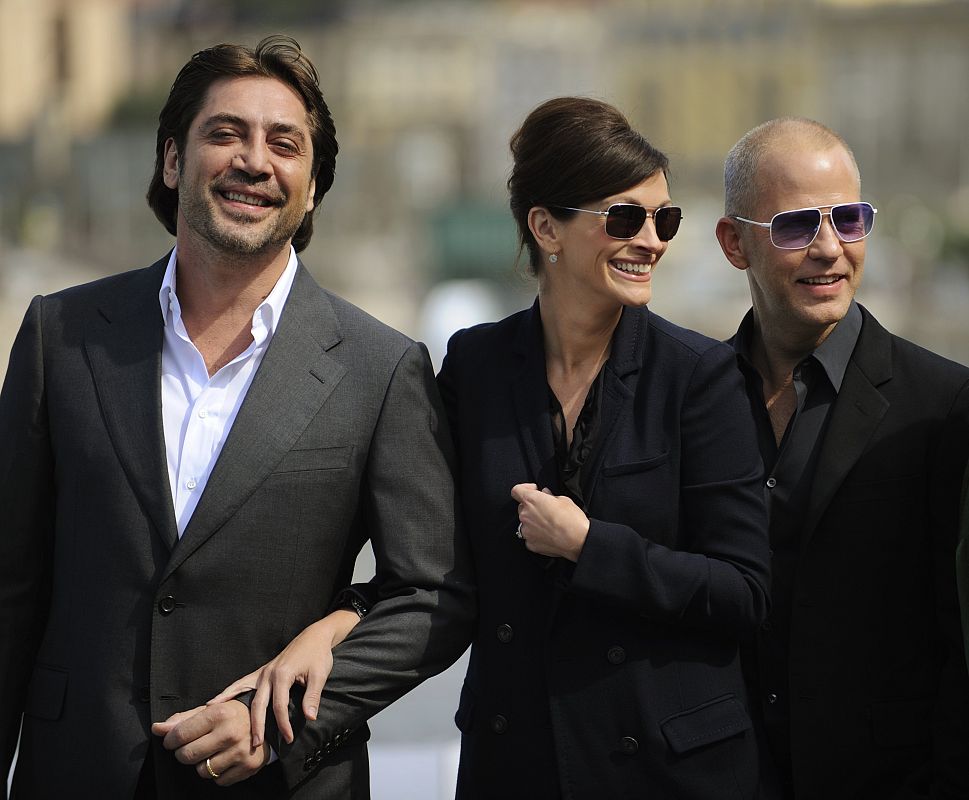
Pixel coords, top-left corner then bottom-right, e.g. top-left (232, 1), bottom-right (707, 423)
top-left (548, 367), bottom-right (604, 510)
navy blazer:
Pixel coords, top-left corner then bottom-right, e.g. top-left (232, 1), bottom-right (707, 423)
top-left (439, 301), bottom-right (771, 800)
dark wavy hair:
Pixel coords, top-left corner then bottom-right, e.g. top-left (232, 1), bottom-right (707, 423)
top-left (508, 97), bottom-right (669, 274)
top-left (146, 35), bottom-right (337, 253)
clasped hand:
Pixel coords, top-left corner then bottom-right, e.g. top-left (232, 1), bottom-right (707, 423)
top-left (511, 483), bottom-right (590, 562)
top-left (151, 700), bottom-right (270, 786)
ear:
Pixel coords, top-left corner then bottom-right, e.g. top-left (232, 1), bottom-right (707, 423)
top-left (715, 216), bottom-right (750, 271)
top-left (527, 206), bottom-right (562, 260)
top-left (305, 177), bottom-right (316, 214)
top-left (162, 138), bottom-right (179, 190)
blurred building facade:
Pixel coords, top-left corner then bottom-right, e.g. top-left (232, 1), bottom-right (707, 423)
top-left (2, 0), bottom-right (968, 357)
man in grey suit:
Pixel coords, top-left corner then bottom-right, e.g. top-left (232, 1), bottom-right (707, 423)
top-left (0, 36), bottom-right (473, 798)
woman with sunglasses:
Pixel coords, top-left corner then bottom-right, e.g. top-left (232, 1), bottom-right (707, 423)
top-left (213, 97), bottom-right (771, 799)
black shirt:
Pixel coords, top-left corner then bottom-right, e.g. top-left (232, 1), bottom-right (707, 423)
top-left (731, 301), bottom-right (862, 782)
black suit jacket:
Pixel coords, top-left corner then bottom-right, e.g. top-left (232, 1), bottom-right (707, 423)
top-left (438, 301), bottom-right (772, 800)
top-left (747, 306), bottom-right (969, 799)
top-left (0, 255), bottom-right (474, 799)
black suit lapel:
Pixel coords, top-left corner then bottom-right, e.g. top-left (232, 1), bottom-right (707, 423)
top-left (85, 257), bottom-right (179, 551)
top-left (163, 267), bottom-right (347, 579)
top-left (582, 306), bottom-right (644, 504)
top-left (802, 308), bottom-right (892, 545)
top-left (511, 300), bottom-right (557, 489)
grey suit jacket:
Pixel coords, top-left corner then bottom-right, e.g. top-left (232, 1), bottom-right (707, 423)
top-left (0, 254), bottom-right (474, 799)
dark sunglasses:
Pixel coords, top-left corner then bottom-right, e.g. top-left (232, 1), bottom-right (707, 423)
top-left (551, 203), bottom-right (682, 241)
top-left (732, 202), bottom-right (877, 250)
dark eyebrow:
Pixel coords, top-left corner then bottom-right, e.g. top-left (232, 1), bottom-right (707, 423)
top-left (200, 113), bottom-right (307, 143)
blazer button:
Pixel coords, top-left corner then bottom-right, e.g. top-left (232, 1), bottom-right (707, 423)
top-left (490, 714), bottom-right (509, 734)
top-left (496, 624), bottom-right (514, 643)
top-left (606, 645), bottom-right (626, 665)
top-left (158, 596), bottom-right (176, 615)
top-left (619, 736), bottom-right (639, 755)
top-left (767, 692), bottom-right (778, 705)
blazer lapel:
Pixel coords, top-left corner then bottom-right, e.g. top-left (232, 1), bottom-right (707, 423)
top-left (163, 266), bottom-right (347, 578)
top-left (85, 257), bottom-right (179, 551)
top-left (802, 307), bottom-right (892, 545)
top-left (512, 300), bottom-right (557, 489)
top-left (582, 306), bottom-right (643, 504)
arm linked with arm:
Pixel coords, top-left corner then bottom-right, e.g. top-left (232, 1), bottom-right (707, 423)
top-left (274, 341), bottom-right (475, 789)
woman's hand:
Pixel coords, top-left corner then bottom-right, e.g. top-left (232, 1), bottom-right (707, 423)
top-left (511, 483), bottom-right (590, 562)
top-left (208, 609), bottom-right (361, 748)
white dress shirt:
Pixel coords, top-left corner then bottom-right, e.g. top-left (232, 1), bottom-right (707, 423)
top-left (159, 247), bottom-right (299, 536)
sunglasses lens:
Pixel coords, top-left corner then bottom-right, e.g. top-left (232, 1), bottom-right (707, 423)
top-left (654, 207), bottom-right (682, 242)
top-left (771, 209), bottom-right (822, 249)
top-left (604, 205), bottom-right (647, 238)
top-left (832, 202), bottom-right (875, 242)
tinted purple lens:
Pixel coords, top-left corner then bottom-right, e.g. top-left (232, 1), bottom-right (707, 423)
top-left (831, 202), bottom-right (875, 242)
top-left (769, 202), bottom-right (875, 248)
top-left (604, 204), bottom-right (648, 238)
top-left (771, 208), bottom-right (821, 248)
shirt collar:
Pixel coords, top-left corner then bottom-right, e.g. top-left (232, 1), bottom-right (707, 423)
top-left (158, 245), bottom-right (300, 341)
top-left (732, 300), bottom-right (862, 393)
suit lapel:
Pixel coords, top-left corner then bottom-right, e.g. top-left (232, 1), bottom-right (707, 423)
top-left (511, 300), bottom-right (557, 489)
top-left (802, 308), bottom-right (892, 545)
top-left (582, 306), bottom-right (643, 504)
top-left (163, 266), bottom-right (347, 579)
top-left (85, 257), bottom-right (179, 551)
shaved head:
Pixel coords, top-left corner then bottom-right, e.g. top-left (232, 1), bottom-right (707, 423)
top-left (724, 117), bottom-right (861, 218)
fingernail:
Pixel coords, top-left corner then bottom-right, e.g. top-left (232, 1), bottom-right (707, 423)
top-left (307, 705), bottom-right (317, 718)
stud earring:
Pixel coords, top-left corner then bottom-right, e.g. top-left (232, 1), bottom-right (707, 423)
top-left (548, 253), bottom-right (558, 264)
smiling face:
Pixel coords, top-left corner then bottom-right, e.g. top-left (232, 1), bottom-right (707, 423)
top-left (535, 171), bottom-right (673, 315)
top-left (163, 75), bottom-right (316, 258)
top-left (738, 140), bottom-right (865, 347)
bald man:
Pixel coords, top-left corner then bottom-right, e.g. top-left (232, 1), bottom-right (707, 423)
top-left (716, 118), bottom-right (969, 798)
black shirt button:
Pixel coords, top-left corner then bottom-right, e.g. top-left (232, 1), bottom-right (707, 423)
top-left (619, 736), bottom-right (639, 755)
top-left (766, 477), bottom-right (777, 489)
top-left (490, 714), bottom-right (509, 734)
top-left (496, 624), bottom-right (514, 643)
top-left (760, 621), bottom-right (773, 633)
top-left (606, 645), bottom-right (626, 665)
top-left (767, 692), bottom-right (778, 705)
top-left (158, 596), bottom-right (176, 615)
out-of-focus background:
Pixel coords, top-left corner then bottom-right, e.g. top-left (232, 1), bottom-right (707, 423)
top-left (2, 0), bottom-right (968, 796)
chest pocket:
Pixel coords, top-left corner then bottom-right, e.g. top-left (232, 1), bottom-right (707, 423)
top-left (271, 445), bottom-right (352, 474)
top-left (595, 450), bottom-right (674, 542)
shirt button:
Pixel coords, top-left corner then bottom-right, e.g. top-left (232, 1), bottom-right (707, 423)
top-left (766, 477), bottom-right (777, 489)
top-left (496, 624), bottom-right (514, 643)
top-left (606, 645), bottom-right (626, 665)
top-left (767, 692), bottom-right (778, 705)
top-left (619, 736), bottom-right (639, 755)
top-left (186, 478), bottom-right (197, 490)
top-left (198, 409), bottom-right (208, 418)
top-left (490, 714), bottom-right (509, 734)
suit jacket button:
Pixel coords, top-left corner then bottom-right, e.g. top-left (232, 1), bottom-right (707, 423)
top-left (158, 596), bottom-right (176, 615)
top-left (496, 624), bottom-right (514, 643)
top-left (606, 645), bottom-right (626, 665)
top-left (619, 736), bottom-right (639, 755)
top-left (490, 714), bottom-right (509, 734)
top-left (767, 692), bottom-right (778, 705)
